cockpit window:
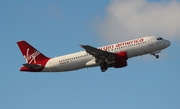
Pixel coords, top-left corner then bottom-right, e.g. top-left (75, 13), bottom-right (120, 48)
top-left (157, 37), bottom-right (164, 40)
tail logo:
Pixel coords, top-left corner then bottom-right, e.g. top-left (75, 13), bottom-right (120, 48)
top-left (24, 48), bottom-right (40, 64)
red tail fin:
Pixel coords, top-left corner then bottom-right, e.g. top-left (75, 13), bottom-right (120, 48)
top-left (17, 40), bottom-right (50, 64)
top-left (17, 40), bottom-right (50, 72)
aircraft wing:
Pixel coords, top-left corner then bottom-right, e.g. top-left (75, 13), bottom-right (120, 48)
top-left (80, 45), bottom-right (114, 61)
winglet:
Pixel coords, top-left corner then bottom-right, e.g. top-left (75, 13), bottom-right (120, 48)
top-left (79, 44), bottom-right (85, 48)
top-left (79, 44), bottom-right (82, 48)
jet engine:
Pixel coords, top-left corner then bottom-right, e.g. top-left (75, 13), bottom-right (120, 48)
top-left (111, 51), bottom-right (128, 68)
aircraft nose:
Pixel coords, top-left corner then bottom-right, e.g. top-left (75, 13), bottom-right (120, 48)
top-left (164, 40), bottom-right (171, 47)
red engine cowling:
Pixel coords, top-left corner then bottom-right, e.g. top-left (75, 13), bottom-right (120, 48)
top-left (114, 51), bottom-right (128, 61)
top-left (113, 51), bottom-right (128, 68)
top-left (113, 60), bottom-right (127, 68)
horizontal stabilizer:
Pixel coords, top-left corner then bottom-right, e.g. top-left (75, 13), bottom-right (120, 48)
top-left (23, 63), bottom-right (42, 70)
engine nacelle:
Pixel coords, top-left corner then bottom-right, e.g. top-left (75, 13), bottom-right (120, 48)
top-left (114, 51), bottom-right (128, 61)
top-left (113, 51), bottom-right (128, 68)
top-left (113, 60), bottom-right (127, 68)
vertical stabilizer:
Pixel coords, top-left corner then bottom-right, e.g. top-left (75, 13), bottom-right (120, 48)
top-left (17, 40), bottom-right (50, 72)
top-left (17, 41), bottom-right (49, 64)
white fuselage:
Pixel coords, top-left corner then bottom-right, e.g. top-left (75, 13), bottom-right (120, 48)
top-left (42, 36), bottom-right (170, 72)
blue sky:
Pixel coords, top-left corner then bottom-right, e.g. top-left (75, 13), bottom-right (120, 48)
top-left (1, 0), bottom-right (180, 109)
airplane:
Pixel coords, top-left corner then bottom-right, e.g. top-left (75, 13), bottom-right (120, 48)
top-left (17, 36), bottom-right (170, 72)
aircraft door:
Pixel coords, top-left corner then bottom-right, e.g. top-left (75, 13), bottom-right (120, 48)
top-left (148, 39), bottom-right (153, 46)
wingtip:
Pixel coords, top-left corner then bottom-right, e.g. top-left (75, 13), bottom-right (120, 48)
top-left (79, 44), bottom-right (83, 48)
